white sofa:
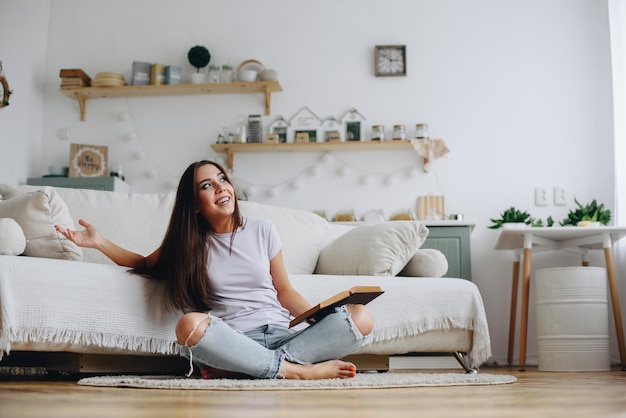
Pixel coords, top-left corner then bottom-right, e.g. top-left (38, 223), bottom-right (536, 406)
top-left (0, 184), bottom-right (491, 374)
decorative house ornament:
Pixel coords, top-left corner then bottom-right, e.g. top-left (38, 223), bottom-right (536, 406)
top-left (0, 61), bottom-right (12, 108)
top-left (327, 132), bottom-right (341, 142)
top-left (410, 138), bottom-right (450, 172)
top-left (269, 116), bottom-right (290, 143)
top-left (266, 133), bottom-right (279, 143)
top-left (321, 116), bottom-right (342, 142)
top-left (296, 132), bottom-right (310, 143)
top-left (69, 143), bottom-right (108, 178)
top-left (289, 106), bottom-right (321, 143)
top-left (341, 108), bottom-right (365, 141)
top-left (374, 45), bottom-right (407, 77)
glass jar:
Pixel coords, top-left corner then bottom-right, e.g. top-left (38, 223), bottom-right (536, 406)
top-left (392, 124), bottom-right (406, 140)
top-left (371, 125), bottom-right (385, 141)
top-left (220, 65), bottom-right (234, 83)
top-left (415, 123), bottom-right (429, 139)
top-left (208, 65), bottom-right (220, 83)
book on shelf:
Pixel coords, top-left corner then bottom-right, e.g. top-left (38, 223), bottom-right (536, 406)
top-left (289, 286), bottom-right (384, 328)
top-left (164, 65), bottom-right (182, 85)
top-left (132, 61), bottom-right (151, 86)
top-left (150, 64), bottom-right (165, 85)
top-left (59, 68), bottom-right (92, 86)
top-left (60, 78), bottom-right (88, 88)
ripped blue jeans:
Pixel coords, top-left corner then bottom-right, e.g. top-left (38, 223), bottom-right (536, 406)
top-left (180, 306), bottom-right (371, 379)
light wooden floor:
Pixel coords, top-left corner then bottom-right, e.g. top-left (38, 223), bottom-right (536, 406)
top-left (0, 366), bottom-right (625, 418)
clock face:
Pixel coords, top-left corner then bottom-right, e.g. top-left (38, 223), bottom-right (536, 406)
top-left (375, 45), bottom-right (406, 77)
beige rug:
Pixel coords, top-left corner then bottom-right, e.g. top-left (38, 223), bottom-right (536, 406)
top-left (77, 372), bottom-right (516, 390)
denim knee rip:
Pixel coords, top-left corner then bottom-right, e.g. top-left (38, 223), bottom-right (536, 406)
top-left (181, 313), bottom-right (211, 377)
top-left (180, 314), bottom-right (285, 379)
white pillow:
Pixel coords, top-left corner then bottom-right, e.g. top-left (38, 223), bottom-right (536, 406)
top-left (0, 185), bottom-right (82, 260)
top-left (239, 200), bottom-right (328, 274)
top-left (0, 217), bottom-right (27, 255)
top-left (398, 248), bottom-right (449, 278)
top-left (315, 221), bottom-right (429, 276)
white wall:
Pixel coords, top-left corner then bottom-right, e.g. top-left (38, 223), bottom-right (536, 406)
top-left (0, 0), bottom-right (50, 184)
top-left (2, 0), bottom-right (620, 366)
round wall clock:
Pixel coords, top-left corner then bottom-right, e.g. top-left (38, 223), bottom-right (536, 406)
top-left (375, 45), bottom-right (407, 77)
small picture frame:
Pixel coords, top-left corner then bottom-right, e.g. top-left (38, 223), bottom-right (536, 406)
top-left (69, 143), bottom-right (108, 177)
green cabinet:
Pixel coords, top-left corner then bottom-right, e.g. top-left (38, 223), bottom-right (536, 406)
top-left (26, 176), bottom-right (129, 192)
top-left (422, 222), bottom-right (474, 280)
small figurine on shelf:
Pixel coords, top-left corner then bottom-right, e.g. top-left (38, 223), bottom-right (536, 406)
top-left (110, 163), bottom-right (125, 181)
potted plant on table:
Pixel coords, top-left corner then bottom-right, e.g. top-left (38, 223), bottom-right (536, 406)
top-left (489, 207), bottom-right (534, 229)
top-left (187, 45), bottom-right (211, 84)
top-left (560, 198), bottom-right (611, 227)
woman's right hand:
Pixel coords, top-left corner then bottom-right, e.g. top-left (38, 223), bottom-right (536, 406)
top-left (55, 219), bottom-right (102, 249)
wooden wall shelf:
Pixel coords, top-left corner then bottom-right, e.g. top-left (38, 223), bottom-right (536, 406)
top-left (211, 140), bottom-right (416, 169)
top-left (60, 80), bottom-right (282, 121)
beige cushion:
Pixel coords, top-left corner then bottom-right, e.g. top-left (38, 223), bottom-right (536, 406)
top-left (315, 221), bottom-right (429, 276)
top-left (50, 187), bottom-right (175, 264)
top-left (398, 248), bottom-right (449, 278)
top-left (240, 201), bottom-right (328, 274)
top-left (0, 185), bottom-right (82, 260)
top-left (0, 217), bottom-right (27, 255)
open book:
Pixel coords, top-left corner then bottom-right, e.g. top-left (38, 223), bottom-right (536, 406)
top-left (289, 286), bottom-right (384, 328)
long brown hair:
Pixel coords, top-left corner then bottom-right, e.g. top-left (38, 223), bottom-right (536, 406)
top-left (134, 160), bottom-right (243, 311)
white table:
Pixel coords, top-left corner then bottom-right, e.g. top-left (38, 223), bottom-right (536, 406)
top-left (494, 225), bottom-right (626, 369)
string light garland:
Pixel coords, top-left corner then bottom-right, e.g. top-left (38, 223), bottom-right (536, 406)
top-left (116, 99), bottom-right (184, 188)
top-left (232, 151), bottom-right (434, 202)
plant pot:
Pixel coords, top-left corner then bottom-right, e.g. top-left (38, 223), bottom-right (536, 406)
top-left (577, 221), bottom-right (601, 227)
top-left (502, 223), bottom-right (528, 229)
top-left (190, 73), bottom-right (206, 84)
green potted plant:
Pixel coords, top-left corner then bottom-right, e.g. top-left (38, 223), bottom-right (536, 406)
top-left (187, 45), bottom-right (211, 83)
top-left (560, 198), bottom-right (611, 226)
top-left (488, 207), bottom-right (533, 229)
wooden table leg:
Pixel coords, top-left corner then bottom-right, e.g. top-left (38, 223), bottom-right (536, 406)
top-left (519, 247), bottom-right (532, 370)
top-left (603, 247), bottom-right (626, 365)
top-left (507, 258), bottom-right (520, 365)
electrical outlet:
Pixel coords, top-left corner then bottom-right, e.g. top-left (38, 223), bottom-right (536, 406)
top-left (535, 187), bottom-right (548, 206)
top-left (554, 187), bottom-right (566, 206)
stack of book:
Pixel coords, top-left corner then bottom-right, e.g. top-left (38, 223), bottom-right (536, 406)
top-left (59, 69), bottom-right (92, 88)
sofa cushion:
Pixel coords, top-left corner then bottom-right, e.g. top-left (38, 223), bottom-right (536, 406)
top-left (0, 185), bottom-right (82, 260)
top-left (315, 221), bottom-right (429, 276)
top-left (0, 218), bottom-right (27, 255)
top-left (52, 188), bottom-right (176, 264)
top-left (239, 201), bottom-right (328, 274)
top-left (398, 248), bottom-right (449, 278)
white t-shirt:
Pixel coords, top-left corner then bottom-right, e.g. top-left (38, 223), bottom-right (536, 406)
top-left (206, 217), bottom-right (292, 332)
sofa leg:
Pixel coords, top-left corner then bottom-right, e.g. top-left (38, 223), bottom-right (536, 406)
top-left (453, 352), bottom-right (477, 374)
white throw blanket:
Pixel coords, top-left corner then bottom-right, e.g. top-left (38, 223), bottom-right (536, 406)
top-left (0, 256), bottom-right (491, 368)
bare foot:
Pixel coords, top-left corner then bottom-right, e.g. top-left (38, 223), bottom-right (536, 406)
top-left (280, 359), bottom-right (357, 380)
